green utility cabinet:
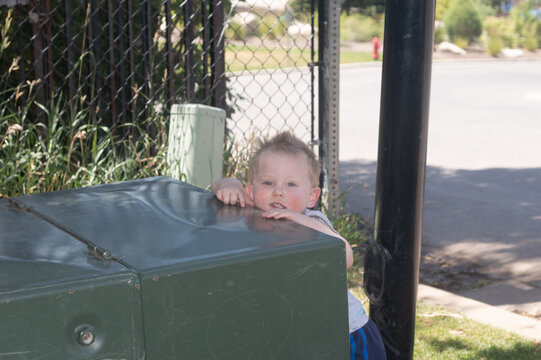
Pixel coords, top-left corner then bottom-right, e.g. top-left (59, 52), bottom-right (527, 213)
top-left (0, 198), bottom-right (144, 359)
top-left (1, 177), bottom-right (349, 359)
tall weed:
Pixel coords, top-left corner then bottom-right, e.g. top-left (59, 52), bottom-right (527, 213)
top-left (0, 90), bottom-right (167, 198)
top-left (323, 187), bottom-right (373, 285)
top-left (222, 133), bottom-right (255, 181)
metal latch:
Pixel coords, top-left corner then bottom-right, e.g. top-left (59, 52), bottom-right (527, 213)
top-left (87, 244), bottom-right (112, 260)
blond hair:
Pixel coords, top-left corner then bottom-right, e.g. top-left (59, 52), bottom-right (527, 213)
top-left (248, 132), bottom-right (320, 186)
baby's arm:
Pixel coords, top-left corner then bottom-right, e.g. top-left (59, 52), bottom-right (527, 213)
top-left (262, 209), bottom-right (354, 269)
top-left (212, 177), bottom-right (253, 207)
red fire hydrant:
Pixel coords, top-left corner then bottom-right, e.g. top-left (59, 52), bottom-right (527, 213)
top-left (372, 36), bottom-right (380, 60)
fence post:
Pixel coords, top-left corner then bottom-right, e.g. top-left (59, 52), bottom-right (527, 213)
top-left (183, 0), bottom-right (195, 102)
top-left (210, 0), bottom-right (226, 110)
top-left (318, 0), bottom-right (341, 216)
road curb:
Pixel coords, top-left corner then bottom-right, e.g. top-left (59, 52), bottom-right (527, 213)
top-left (417, 284), bottom-right (541, 342)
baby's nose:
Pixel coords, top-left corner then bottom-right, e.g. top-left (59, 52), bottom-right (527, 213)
top-left (272, 185), bottom-right (285, 196)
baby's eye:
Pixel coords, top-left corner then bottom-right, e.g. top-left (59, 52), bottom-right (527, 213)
top-left (286, 182), bottom-right (297, 187)
top-left (262, 181), bottom-right (273, 186)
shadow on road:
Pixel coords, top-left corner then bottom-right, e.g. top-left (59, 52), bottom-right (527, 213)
top-left (340, 160), bottom-right (541, 283)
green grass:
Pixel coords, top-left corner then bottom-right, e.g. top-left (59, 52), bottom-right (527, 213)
top-left (330, 203), bottom-right (541, 359)
top-left (225, 44), bottom-right (376, 72)
top-left (341, 50), bottom-right (376, 64)
top-left (414, 302), bottom-right (541, 359)
top-left (349, 287), bottom-right (541, 359)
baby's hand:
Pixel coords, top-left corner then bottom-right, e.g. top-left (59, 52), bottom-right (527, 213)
top-left (212, 178), bottom-right (252, 207)
top-left (261, 208), bottom-right (304, 223)
top-left (262, 208), bottom-right (354, 270)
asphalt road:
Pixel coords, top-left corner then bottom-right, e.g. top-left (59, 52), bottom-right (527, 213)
top-left (340, 60), bottom-right (541, 168)
top-left (339, 60), bottom-right (541, 316)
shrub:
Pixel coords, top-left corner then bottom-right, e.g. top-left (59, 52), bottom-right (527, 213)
top-left (483, 16), bottom-right (519, 48)
top-left (289, 0), bottom-right (311, 23)
top-left (434, 22), bottom-right (447, 44)
top-left (226, 21), bottom-right (253, 40)
top-left (257, 14), bottom-right (288, 40)
top-left (454, 36), bottom-right (470, 49)
top-left (509, 0), bottom-right (541, 50)
top-left (340, 13), bottom-right (383, 42)
top-left (437, 0), bottom-right (494, 22)
top-left (524, 23), bottom-right (539, 51)
top-left (486, 34), bottom-right (503, 56)
top-left (472, 0), bottom-right (496, 19)
top-left (436, 0), bottom-right (454, 21)
top-left (444, 0), bottom-right (483, 46)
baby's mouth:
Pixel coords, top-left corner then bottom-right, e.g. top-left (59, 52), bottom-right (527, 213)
top-left (271, 202), bottom-right (285, 209)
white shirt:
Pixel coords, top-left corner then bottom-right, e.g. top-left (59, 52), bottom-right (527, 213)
top-left (304, 209), bottom-right (369, 332)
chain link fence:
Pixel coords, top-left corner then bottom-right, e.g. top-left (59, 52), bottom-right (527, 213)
top-left (0, 0), bottom-right (317, 142)
top-left (1, 0), bottom-right (340, 205)
top-left (0, 0), bottom-right (225, 142)
top-left (223, 0), bottom-right (317, 149)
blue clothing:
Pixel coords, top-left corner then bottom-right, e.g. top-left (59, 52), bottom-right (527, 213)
top-left (350, 319), bottom-right (387, 360)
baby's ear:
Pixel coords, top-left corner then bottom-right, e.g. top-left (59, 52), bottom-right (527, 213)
top-left (245, 184), bottom-right (254, 201)
top-left (244, 184), bottom-right (256, 207)
top-left (308, 187), bottom-right (321, 208)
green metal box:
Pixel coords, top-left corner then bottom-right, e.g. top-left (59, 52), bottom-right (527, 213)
top-left (1, 177), bottom-right (349, 359)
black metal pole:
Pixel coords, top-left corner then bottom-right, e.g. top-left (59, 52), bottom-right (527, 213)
top-left (363, 0), bottom-right (434, 359)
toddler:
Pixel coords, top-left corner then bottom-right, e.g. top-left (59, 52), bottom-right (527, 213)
top-left (212, 132), bottom-right (386, 360)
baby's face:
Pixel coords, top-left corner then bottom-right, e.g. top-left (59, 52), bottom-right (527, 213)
top-left (245, 151), bottom-right (320, 213)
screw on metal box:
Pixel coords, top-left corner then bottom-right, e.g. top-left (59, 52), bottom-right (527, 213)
top-left (78, 329), bottom-right (95, 346)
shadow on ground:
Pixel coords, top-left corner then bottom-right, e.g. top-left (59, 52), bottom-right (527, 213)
top-left (340, 160), bottom-right (541, 289)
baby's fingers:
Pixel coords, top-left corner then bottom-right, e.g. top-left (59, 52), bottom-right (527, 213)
top-left (216, 189), bottom-right (233, 205)
top-left (262, 209), bottom-right (287, 219)
top-left (237, 193), bottom-right (246, 207)
top-left (229, 191), bottom-right (244, 207)
top-left (225, 191), bottom-right (239, 206)
top-left (215, 189), bottom-right (225, 202)
top-left (216, 189), bottom-right (245, 207)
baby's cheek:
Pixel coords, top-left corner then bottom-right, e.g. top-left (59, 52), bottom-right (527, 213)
top-left (287, 195), bottom-right (306, 213)
top-left (253, 191), bottom-right (271, 209)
